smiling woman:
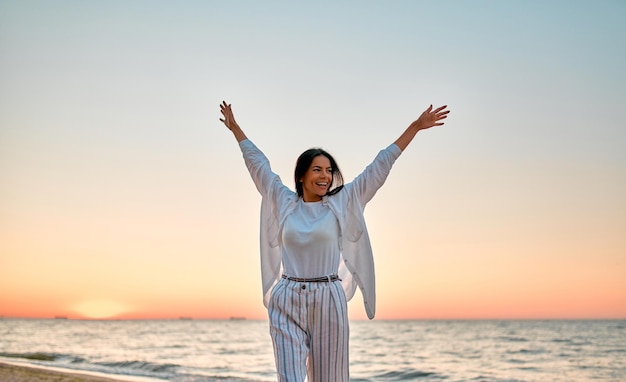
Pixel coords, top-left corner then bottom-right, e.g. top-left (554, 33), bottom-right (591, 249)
top-left (218, 101), bottom-right (450, 381)
top-left (72, 300), bottom-right (131, 319)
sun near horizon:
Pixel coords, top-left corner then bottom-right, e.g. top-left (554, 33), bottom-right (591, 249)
top-left (2, 286), bottom-right (625, 321)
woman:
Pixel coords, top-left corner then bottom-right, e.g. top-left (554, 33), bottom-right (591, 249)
top-left (219, 101), bottom-right (449, 381)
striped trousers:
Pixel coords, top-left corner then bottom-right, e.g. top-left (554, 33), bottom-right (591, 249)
top-left (268, 278), bottom-right (349, 382)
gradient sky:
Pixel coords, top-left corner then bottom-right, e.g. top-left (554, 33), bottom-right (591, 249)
top-left (1, 0), bottom-right (625, 320)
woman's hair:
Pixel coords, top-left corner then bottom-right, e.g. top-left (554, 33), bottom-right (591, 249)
top-left (294, 148), bottom-right (344, 198)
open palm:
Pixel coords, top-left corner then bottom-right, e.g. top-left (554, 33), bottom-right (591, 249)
top-left (410, 104), bottom-right (449, 131)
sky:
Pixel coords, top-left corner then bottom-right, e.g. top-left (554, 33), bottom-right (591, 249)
top-left (1, 0), bottom-right (625, 321)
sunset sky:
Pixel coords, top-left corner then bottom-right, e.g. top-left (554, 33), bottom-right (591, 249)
top-left (1, 1), bottom-right (625, 320)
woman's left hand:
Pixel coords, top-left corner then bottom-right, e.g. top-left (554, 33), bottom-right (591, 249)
top-left (410, 104), bottom-right (450, 131)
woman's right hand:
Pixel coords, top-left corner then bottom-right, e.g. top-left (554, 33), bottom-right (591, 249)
top-left (219, 101), bottom-right (239, 131)
top-left (219, 101), bottom-right (247, 142)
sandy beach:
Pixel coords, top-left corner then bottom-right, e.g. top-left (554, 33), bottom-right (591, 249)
top-left (0, 362), bottom-right (126, 382)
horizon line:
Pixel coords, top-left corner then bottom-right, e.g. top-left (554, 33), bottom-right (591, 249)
top-left (2, 315), bottom-right (625, 321)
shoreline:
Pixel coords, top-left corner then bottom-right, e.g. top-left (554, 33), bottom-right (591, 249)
top-left (0, 362), bottom-right (164, 382)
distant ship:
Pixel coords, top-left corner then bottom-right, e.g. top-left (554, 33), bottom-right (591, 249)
top-left (179, 317), bottom-right (193, 320)
top-left (54, 315), bottom-right (69, 320)
top-left (229, 316), bottom-right (246, 321)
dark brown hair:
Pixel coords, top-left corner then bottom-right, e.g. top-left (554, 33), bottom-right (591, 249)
top-left (294, 148), bottom-right (344, 198)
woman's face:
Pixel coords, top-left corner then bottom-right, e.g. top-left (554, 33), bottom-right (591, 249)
top-left (300, 155), bottom-right (332, 202)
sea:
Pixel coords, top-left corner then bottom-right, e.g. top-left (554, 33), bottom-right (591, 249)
top-left (0, 319), bottom-right (624, 381)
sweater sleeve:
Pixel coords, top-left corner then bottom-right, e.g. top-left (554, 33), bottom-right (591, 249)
top-left (239, 140), bottom-right (290, 307)
top-left (239, 139), bottom-right (284, 197)
top-left (349, 143), bottom-right (402, 206)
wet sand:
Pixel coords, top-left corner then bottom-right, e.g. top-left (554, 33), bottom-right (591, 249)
top-left (0, 362), bottom-right (126, 382)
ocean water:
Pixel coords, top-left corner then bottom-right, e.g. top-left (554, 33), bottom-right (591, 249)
top-left (0, 319), bottom-right (624, 381)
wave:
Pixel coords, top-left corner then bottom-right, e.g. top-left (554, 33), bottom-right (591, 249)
top-left (374, 368), bottom-right (442, 380)
top-left (0, 351), bottom-right (57, 361)
top-left (0, 352), bottom-right (260, 382)
top-left (0, 351), bottom-right (86, 363)
top-left (506, 347), bottom-right (546, 355)
top-left (602, 348), bottom-right (626, 354)
top-left (0, 351), bottom-right (178, 380)
top-left (497, 335), bottom-right (528, 342)
top-left (96, 359), bottom-right (179, 374)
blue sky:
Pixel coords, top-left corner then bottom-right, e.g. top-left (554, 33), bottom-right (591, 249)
top-left (1, 1), bottom-right (625, 319)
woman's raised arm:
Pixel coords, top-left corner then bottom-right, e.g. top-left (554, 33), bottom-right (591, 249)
top-left (394, 104), bottom-right (449, 151)
top-left (219, 101), bottom-right (248, 142)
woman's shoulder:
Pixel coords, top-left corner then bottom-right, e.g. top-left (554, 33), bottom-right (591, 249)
top-left (326, 184), bottom-right (353, 204)
top-left (273, 181), bottom-right (298, 201)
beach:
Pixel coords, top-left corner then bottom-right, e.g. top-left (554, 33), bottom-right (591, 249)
top-left (0, 362), bottom-right (125, 382)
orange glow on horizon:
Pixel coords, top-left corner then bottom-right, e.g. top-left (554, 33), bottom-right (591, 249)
top-left (2, 288), bottom-right (625, 321)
